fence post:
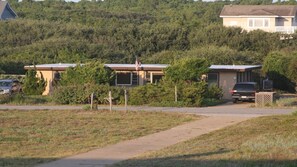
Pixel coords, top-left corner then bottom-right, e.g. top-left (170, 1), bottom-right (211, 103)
top-left (90, 92), bottom-right (94, 110)
top-left (175, 85), bottom-right (177, 102)
top-left (109, 91), bottom-right (112, 112)
top-left (124, 89), bottom-right (128, 112)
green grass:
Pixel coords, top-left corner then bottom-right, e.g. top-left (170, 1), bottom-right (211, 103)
top-left (0, 110), bottom-right (198, 167)
top-left (115, 115), bottom-right (297, 167)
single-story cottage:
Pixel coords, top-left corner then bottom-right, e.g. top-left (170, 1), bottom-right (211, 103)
top-left (24, 63), bottom-right (261, 99)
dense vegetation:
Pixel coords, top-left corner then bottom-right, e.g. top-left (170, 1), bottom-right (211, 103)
top-left (0, 0), bottom-right (296, 91)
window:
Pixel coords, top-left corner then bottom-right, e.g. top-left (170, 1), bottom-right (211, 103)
top-left (248, 18), bottom-right (269, 28)
top-left (116, 72), bottom-right (132, 85)
top-left (207, 73), bottom-right (219, 86)
top-left (275, 18), bottom-right (285, 26)
top-left (150, 73), bottom-right (164, 84)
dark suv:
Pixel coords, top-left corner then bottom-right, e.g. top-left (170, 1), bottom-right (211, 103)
top-left (231, 82), bottom-right (259, 103)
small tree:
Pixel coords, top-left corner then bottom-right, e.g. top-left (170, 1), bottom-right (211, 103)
top-left (164, 57), bottom-right (210, 83)
top-left (23, 69), bottom-right (47, 95)
top-left (60, 61), bottom-right (115, 86)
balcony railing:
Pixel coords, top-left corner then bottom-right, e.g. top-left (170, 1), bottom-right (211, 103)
top-left (275, 26), bottom-right (297, 34)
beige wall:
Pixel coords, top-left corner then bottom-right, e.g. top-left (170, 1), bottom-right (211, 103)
top-left (218, 72), bottom-right (237, 99)
top-left (36, 70), bottom-right (54, 95)
top-left (223, 17), bottom-right (293, 33)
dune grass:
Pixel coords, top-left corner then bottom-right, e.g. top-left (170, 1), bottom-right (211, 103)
top-left (0, 110), bottom-right (198, 167)
top-left (115, 114), bottom-right (297, 167)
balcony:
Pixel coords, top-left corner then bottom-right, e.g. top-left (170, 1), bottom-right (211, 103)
top-left (275, 26), bottom-right (297, 34)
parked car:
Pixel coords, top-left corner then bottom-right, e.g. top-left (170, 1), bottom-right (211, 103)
top-left (0, 79), bottom-right (22, 95)
top-left (231, 82), bottom-right (259, 103)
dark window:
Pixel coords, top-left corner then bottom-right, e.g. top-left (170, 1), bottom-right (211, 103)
top-left (116, 73), bottom-right (131, 85)
top-left (207, 73), bottom-right (218, 86)
top-left (233, 84), bottom-right (255, 91)
top-left (152, 74), bottom-right (163, 84)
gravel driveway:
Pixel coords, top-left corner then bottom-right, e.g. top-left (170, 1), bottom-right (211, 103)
top-left (0, 102), bottom-right (294, 117)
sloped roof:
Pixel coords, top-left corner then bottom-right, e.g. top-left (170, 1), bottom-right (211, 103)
top-left (220, 5), bottom-right (297, 17)
top-left (0, 1), bottom-right (17, 19)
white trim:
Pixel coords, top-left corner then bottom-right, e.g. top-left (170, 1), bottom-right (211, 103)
top-left (220, 16), bottom-right (294, 18)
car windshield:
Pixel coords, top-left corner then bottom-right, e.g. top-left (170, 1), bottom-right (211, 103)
top-left (0, 81), bottom-right (12, 87)
top-left (234, 84), bottom-right (255, 91)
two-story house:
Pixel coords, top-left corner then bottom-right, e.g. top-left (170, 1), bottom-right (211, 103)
top-left (0, 1), bottom-right (17, 20)
top-left (220, 5), bottom-right (297, 34)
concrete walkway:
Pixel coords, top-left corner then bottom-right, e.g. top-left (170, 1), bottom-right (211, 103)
top-left (37, 116), bottom-right (250, 167)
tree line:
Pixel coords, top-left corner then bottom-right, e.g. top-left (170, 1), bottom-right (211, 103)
top-left (0, 0), bottom-right (297, 91)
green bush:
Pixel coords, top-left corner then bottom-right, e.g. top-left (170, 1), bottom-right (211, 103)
top-left (23, 69), bottom-right (46, 95)
top-left (128, 81), bottom-right (207, 107)
top-left (51, 84), bottom-right (124, 104)
top-left (206, 84), bottom-right (223, 99)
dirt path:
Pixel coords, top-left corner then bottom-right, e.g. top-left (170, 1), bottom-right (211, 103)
top-left (36, 116), bottom-right (250, 167)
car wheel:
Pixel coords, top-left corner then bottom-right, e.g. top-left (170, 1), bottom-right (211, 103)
top-left (233, 99), bottom-right (238, 103)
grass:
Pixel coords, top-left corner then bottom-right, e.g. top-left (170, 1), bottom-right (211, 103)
top-left (115, 115), bottom-right (297, 167)
top-left (274, 97), bottom-right (297, 108)
top-left (0, 110), bottom-right (198, 167)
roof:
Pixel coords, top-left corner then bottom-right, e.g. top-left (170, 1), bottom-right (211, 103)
top-left (220, 5), bottom-right (297, 17)
top-left (25, 64), bottom-right (261, 72)
top-left (24, 63), bottom-right (168, 71)
top-left (105, 64), bottom-right (168, 71)
top-left (209, 65), bottom-right (262, 72)
top-left (24, 63), bottom-right (77, 71)
top-left (0, 1), bottom-right (17, 19)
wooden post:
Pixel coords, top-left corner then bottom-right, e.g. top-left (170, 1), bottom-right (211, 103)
top-left (109, 91), bottom-right (112, 112)
top-left (90, 92), bottom-right (94, 110)
top-left (124, 89), bottom-right (128, 112)
top-left (175, 85), bottom-right (177, 102)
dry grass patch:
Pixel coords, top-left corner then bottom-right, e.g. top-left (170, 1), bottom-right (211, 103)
top-left (115, 115), bottom-right (297, 167)
top-left (0, 110), bottom-right (198, 167)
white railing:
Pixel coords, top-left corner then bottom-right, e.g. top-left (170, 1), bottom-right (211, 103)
top-left (275, 26), bottom-right (297, 34)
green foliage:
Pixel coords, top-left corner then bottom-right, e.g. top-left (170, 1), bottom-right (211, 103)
top-left (164, 57), bottom-right (209, 83)
top-left (23, 69), bottom-right (46, 95)
top-left (51, 84), bottom-right (124, 104)
top-left (60, 61), bottom-right (115, 86)
top-left (1, 1), bottom-right (297, 76)
top-left (129, 81), bottom-right (207, 107)
top-left (262, 52), bottom-right (296, 92)
top-left (206, 84), bottom-right (223, 99)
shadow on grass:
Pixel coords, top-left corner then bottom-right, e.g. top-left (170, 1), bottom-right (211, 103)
top-left (2, 150), bottom-right (297, 167)
top-left (115, 149), bottom-right (297, 167)
top-left (0, 158), bottom-right (57, 167)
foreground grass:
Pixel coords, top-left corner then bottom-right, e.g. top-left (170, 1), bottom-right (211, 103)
top-left (0, 110), bottom-right (197, 167)
top-left (115, 115), bottom-right (297, 167)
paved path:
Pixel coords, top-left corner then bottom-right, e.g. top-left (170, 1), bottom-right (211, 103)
top-left (37, 116), bottom-right (250, 167)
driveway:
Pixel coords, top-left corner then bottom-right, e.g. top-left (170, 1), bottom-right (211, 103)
top-left (0, 102), bottom-right (294, 117)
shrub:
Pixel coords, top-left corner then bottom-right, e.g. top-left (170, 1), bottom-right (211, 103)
top-left (51, 84), bottom-right (124, 104)
top-left (206, 84), bottom-right (223, 99)
top-left (23, 69), bottom-right (46, 95)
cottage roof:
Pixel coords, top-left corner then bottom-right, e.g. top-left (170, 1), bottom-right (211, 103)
top-left (24, 63), bottom-right (168, 71)
top-left (220, 5), bottom-right (297, 17)
top-left (0, 1), bottom-right (17, 19)
top-left (210, 65), bottom-right (262, 72)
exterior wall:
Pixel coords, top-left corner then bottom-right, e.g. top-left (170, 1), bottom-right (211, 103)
top-left (36, 70), bottom-right (54, 95)
top-left (218, 72), bottom-right (237, 100)
top-left (223, 17), bottom-right (294, 33)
